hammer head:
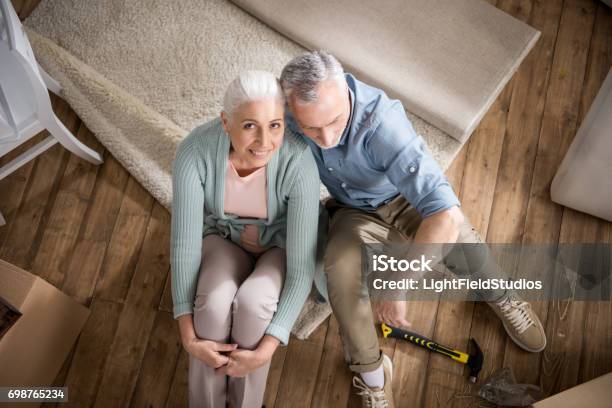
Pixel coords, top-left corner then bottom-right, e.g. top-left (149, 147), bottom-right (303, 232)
top-left (467, 338), bottom-right (484, 383)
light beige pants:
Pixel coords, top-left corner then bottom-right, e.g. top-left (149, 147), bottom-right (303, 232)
top-left (189, 234), bottom-right (285, 408)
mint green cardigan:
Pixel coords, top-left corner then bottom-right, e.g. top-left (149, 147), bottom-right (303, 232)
top-left (170, 117), bottom-right (324, 345)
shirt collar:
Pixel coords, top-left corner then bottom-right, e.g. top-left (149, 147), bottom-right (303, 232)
top-left (336, 85), bottom-right (355, 146)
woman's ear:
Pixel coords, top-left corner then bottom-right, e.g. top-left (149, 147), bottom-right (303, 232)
top-left (220, 111), bottom-right (230, 134)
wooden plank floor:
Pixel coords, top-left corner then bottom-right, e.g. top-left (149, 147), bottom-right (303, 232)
top-left (2, 0), bottom-right (611, 406)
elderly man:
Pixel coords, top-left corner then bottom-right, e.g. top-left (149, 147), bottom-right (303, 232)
top-left (280, 51), bottom-right (546, 407)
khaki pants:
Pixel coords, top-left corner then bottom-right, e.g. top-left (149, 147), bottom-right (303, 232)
top-left (324, 195), bottom-right (507, 373)
top-left (190, 234), bottom-right (285, 408)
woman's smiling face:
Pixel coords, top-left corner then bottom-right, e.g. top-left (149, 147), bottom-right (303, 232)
top-left (221, 98), bottom-right (285, 172)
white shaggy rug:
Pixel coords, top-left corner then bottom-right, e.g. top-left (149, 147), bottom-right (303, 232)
top-left (24, 0), bottom-right (468, 339)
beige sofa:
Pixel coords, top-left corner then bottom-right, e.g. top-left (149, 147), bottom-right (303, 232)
top-left (232, 0), bottom-right (540, 144)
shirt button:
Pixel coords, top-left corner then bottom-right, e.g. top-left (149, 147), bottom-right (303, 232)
top-left (409, 166), bottom-right (416, 173)
top-left (341, 182), bottom-right (347, 188)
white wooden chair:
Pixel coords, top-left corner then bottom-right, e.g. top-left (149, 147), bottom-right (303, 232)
top-left (0, 0), bottom-right (103, 226)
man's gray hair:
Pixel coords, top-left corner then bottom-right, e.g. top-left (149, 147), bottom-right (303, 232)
top-left (223, 70), bottom-right (284, 117)
top-left (280, 50), bottom-right (345, 103)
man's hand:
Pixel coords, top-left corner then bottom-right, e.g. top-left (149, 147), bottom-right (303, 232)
top-left (372, 300), bottom-right (411, 329)
top-left (413, 205), bottom-right (464, 245)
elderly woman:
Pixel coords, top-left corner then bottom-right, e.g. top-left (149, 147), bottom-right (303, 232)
top-left (170, 71), bottom-right (321, 407)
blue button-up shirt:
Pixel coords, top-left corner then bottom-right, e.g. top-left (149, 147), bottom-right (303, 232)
top-left (286, 73), bottom-right (460, 218)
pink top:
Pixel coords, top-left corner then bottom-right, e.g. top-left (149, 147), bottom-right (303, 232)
top-left (224, 159), bottom-right (268, 253)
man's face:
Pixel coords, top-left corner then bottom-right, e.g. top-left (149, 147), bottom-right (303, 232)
top-left (288, 79), bottom-right (351, 149)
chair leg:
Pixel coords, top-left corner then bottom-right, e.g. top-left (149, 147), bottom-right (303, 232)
top-left (45, 115), bottom-right (103, 165)
top-left (0, 135), bottom-right (58, 180)
top-left (38, 63), bottom-right (63, 96)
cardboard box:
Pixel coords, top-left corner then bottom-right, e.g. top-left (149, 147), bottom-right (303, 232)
top-left (533, 372), bottom-right (612, 408)
top-left (0, 258), bottom-right (90, 405)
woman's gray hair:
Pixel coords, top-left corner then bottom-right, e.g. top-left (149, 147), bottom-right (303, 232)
top-left (223, 70), bottom-right (284, 117)
top-left (280, 50), bottom-right (345, 103)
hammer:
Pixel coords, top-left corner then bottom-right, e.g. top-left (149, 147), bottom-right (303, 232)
top-left (381, 323), bottom-right (484, 383)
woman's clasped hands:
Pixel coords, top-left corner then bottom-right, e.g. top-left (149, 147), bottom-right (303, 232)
top-left (183, 335), bottom-right (277, 377)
